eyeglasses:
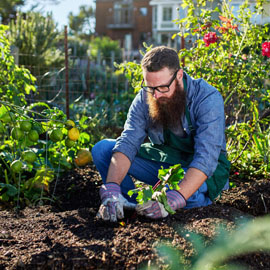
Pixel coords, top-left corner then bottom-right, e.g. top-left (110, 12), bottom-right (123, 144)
top-left (141, 70), bottom-right (179, 94)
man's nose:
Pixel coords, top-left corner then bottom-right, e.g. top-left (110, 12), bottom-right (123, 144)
top-left (153, 89), bottom-right (163, 99)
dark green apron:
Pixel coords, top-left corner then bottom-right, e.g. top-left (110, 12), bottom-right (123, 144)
top-left (138, 78), bottom-right (231, 201)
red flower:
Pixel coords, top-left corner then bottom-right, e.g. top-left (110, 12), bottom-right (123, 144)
top-left (203, 32), bottom-right (218, 47)
top-left (262, 42), bottom-right (270, 58)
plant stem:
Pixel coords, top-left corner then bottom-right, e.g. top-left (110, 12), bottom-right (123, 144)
top-left (0, 100), bottom-right (67, 125)
top-left (52, 156), bottom-right (61, 200)
top-left (16, 172), bottom-right (21, 209)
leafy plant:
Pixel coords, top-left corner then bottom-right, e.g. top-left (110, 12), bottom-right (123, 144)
top-left (0, 24), bottom-right (36, 106)
top-left (89, 36), bottom-right (122, 62)
top-left (145, 216), bottom-right (270, 270)
top-left (128, 164), bottom-right (184, 214)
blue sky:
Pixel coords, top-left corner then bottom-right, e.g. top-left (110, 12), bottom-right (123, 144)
top-left (22, 0), bottom-right (95, 30)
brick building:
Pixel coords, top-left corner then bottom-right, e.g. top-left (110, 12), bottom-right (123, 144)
top-left (95, 0), bottom-right (152, 54)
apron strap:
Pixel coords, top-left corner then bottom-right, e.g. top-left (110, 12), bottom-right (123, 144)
top-left (183, 73), bottom-right (195, 136)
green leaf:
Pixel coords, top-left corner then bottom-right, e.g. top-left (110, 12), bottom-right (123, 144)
top-left (0, 183), bottom-right (18, 197)
top-left (142, 187), bottom-right (153, 203)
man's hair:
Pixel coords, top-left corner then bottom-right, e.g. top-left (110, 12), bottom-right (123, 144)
top-left (141, 46), bottom-right (180, 72)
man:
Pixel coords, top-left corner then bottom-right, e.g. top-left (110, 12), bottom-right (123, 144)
top-left (92, 46), bottom-right (230, 222)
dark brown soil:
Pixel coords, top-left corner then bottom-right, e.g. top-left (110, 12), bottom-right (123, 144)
top-left (0, 165), bottom-right (270, 270)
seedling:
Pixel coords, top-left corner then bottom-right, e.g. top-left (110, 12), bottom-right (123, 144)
top-left (128, 164), bottom-right (184, 214)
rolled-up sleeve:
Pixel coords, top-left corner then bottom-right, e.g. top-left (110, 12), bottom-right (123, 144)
top-left (112, 90), bottom-right (148, 162)
top-left (188, 84), bottom-right (225, 177)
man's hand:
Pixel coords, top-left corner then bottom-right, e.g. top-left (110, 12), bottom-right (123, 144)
top-left (97, 182), bottom-right (136, 222)
top-left (136, 190), bottom-right (186, 219)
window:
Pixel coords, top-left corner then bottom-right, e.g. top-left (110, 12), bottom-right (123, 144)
top-left (161, 33), bottom-right (169, 44)
top-left (114, 3), bottom-right (132, 24)
top-left (153, 6), bottom-right (157, 28)
top-left (140, 7), bottom-right (148, 16)
top-left (162, 7), bottom-right (172, 21)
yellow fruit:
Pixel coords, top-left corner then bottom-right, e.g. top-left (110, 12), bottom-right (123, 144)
top-left (74, 149), bottom-right (92, 166)
top-left (11, 127), bottom-right (24, 140)
top-left (11, 160), bottom-right (23, 173)
top-left (65, 138), bottom-right (75, 148)
top-left (68, 127), bottom-right (80, 141)
top-left (28, 130), bottom-right (39, 142)
top-left (22, 151), bottom-right (37, 163)
top-left (20, 121), bottom-right (32, 132)
top-left (66, 120), bottom-right (75, 129)
top-left (49, 129), bottom-right (63, 142)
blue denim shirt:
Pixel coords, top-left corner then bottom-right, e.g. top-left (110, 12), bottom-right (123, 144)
top-left (112, 72), bottom-right (227, 178)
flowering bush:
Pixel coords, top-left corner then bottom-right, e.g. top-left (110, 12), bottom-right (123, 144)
top-left (173, 0), bottom-right (270, 178)
top-left (116, 0), bottom-right (270, 178)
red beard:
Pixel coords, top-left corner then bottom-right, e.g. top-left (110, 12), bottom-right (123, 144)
top-left (147, 81), bottom-right (186, 128)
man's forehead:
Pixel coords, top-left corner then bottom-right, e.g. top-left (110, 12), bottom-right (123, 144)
top-left (143, 68), bottom-right (174, 84)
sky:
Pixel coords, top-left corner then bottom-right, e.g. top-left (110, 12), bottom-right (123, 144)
top-left (22, 0), bottom-right (95, 30)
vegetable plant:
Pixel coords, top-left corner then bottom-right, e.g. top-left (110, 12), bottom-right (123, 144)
top-left (128, 164), bottom-right (184, 214)
top-left (0, 25), bottom-right (93, 208)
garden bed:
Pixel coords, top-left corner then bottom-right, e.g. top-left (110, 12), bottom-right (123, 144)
top-left (0, 165), bottom-right (270, 270)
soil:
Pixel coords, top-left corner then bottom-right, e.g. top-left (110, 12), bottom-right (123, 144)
top-left (0, 165), bottom-right (270, 270)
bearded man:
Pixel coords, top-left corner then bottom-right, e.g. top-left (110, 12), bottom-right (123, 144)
top-left (92, 46), bottom-right (230, 222)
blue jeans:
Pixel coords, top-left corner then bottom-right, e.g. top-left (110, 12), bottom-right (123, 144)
top-left (92, 139), bottom-right (212, 208)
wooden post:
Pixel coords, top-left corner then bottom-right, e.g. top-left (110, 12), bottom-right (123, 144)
top-left (64, 26), bottom-right (69, 118)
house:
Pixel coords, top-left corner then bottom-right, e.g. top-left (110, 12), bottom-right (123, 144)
top-left (95, 0), bottom-right (270, 56)
top-left (95, 0), bottom-right (152, 56)
top-left (149, 0), bottom-right (184, 50)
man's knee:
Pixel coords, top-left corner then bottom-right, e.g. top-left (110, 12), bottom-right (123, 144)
top-left (92, 139), bottom-right (115, 164)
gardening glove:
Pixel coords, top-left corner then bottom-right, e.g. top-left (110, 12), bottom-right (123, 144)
top-left (136, 190), bottom-right (186, 219)
top-left (96, 182), bottom-right (136, 222)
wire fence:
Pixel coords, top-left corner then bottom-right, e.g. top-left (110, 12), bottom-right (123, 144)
top-left (14, 50), bottom-right (137, 128)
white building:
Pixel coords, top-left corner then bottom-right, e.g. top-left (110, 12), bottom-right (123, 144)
top-left (149, 0), bottom-right (185, 49)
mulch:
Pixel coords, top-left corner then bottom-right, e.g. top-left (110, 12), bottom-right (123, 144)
top-left (0, 165), bottom-right (270, 270)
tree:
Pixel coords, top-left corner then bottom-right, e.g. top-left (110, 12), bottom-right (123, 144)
top-left (68, 5), bottom-right (95, 39)
top-left (8, 11), bottom-right (64, 75)
top-left (0, 0), bottom-right (24, 24)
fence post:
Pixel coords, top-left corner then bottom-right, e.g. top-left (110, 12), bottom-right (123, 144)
top-left (10, 45), bottom-right (19, 65)
top-left (64, 26), bottom-right (69, 118)
top-left (85, 56), bottom-right (90, 98)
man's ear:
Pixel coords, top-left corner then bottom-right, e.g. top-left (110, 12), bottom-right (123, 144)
top-left (177, 69), bottom-right (183, 82)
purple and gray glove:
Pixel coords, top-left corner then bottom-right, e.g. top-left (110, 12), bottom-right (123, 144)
top-left (96, 182), bottom-right (136, 222)
top-left (136, 190), bottom-right (186, 219)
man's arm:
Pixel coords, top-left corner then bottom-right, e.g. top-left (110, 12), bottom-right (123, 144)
top-left (178, 167), bottom-right (207, 200)
top-left (106, 152), bottom-right (131, 185)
